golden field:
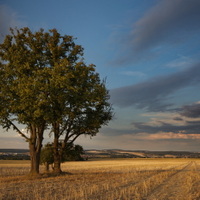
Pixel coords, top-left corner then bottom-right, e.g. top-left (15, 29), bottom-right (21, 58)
top-left (0, 158), bottom-right (200, 200)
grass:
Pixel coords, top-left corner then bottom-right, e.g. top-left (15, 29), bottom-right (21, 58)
top-left (0, 158), bottom-right (200, 200)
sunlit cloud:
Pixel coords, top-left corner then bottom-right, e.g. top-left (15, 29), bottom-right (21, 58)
top-left (133, 132), bottom-right (200, 140)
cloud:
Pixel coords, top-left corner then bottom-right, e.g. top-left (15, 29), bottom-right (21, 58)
top-left (101, 122), bottom-right (200, 138)
top-left (121, 71), bottom-right (146, 77)
top-left (146, 132), bottom-right (200, 140)
top-left (132, 120), bottom-right (200, 135)
top-left (130, 103), bottom-right (200, 136)
top-left (180, 102), bottom-right (200, 118)
top-left (165, 56), bottom-right (196, 69)
top-left (0, 5), bottom-right (25, 42)
top-left (87, 109), bottom-right (200, 150)
top-left (173, 117), bottom-right (183, 121)
top-left (110, 62), bottom-right (200, 111)
top-left (115, 0), bottom-right (200, 65)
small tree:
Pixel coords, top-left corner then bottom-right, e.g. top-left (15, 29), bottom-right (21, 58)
top-left (40, 143), bottom-right (84, 172)
top-left (40, 143), bottom-right (54, 172)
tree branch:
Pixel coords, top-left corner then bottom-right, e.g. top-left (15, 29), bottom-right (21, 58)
top-left (60, 119), bottom-right (70, 136)
top-left (68, 132), bottom-right (82, 145)
top-left (8, 119), bottom-right (30, 141)
top-left (71, 135), bottom-right (82, 148)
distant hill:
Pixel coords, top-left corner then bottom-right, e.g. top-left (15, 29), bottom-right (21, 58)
top-left (84, 149), bottom-right (200, 159)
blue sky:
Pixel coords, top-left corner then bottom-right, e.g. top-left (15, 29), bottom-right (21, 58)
top-left (1, 0), bottom-right (200, 151)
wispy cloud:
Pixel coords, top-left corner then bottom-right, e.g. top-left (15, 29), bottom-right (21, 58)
top-left (110, 62), bottom-right (200, 111)
top-left (115, 0), bottom-right (200, 65)
top-left (121, 71), bottom-right (146, 77)
top-left (165, 56), bottom-right (196, 69)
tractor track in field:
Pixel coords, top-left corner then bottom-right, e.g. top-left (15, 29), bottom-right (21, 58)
top-left (143, 161), bottom-right (198, 200)
top-left (86, 162), bottom-right (189, 200)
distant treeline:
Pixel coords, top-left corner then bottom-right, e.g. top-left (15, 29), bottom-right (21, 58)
top-left (0, 149), bottom-right (30, 160)
top-left (0, 154), bottom-right (30, 160)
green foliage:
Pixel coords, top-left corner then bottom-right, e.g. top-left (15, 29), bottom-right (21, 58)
top-left (0, 27), bottom-right (84, 131)
top-left (40, 143), bottom-right (84, 165)
top-left (40, 143), bottom-right (54, 165)
top-left (63, 144), bottom-right (85, 161)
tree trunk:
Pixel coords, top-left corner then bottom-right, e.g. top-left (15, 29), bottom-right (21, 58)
top-left (29, 124), bottom-right (44, 176)
top-left (53, 122), bottom-right (62, 174)
top-left (45, 162), bottom-right (50, 172)
top-left (53, 156), bottom-right (62, 173)
top-left (53, 143), bottom-right (62, 173)
top-left (29, 142), bottom-right (40, 175)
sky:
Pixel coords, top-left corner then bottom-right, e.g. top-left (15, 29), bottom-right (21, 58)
top-left (1, 0), bottom-right (200, 151)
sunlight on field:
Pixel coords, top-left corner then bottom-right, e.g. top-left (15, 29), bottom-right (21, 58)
top-left (0, 158), bottom-right (200, 200)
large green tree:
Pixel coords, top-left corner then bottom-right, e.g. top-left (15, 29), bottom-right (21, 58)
top-left (0, 27), bottom-right (113, 175)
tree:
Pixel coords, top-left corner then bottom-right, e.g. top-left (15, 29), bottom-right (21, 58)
top-left (40, 143), bottom-right (54, 172)
top-left (48, 63), bottom-right (113, 173)
top-left (40, 143), bottom-right (84, 172)
top-left (0, 27), bottom-right (113, 175)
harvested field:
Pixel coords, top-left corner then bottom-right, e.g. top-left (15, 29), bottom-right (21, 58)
top-left (0, 159), bottom-right (200, 200)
